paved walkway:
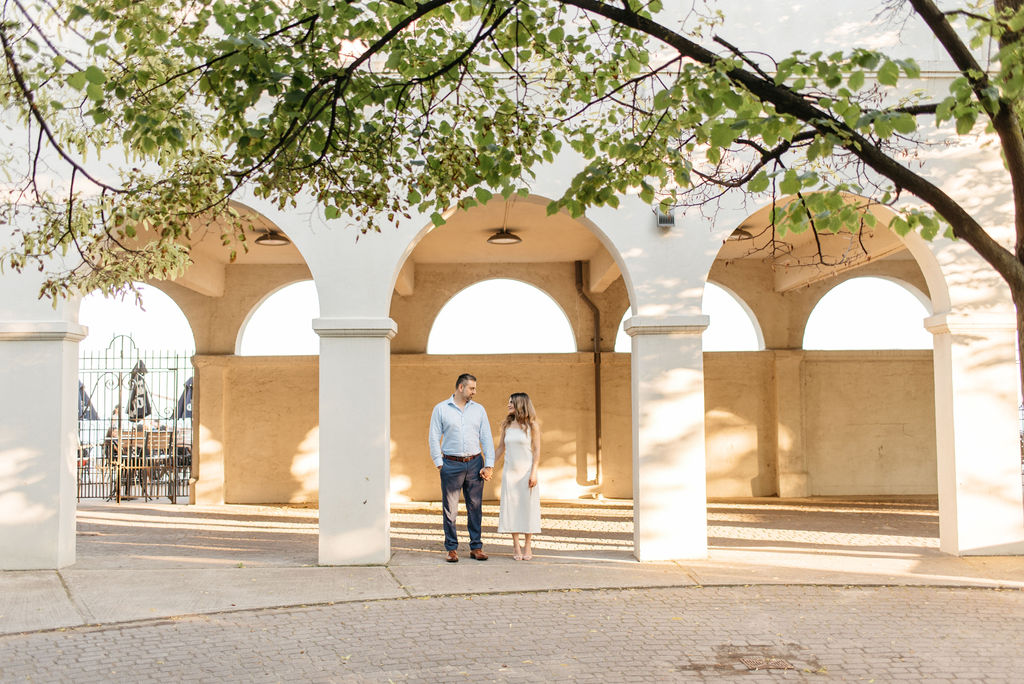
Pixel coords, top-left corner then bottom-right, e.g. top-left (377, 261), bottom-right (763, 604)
top-left (2, 498), bottom-right (1024, 681)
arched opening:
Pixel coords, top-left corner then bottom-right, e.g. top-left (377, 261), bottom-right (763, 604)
top-left (427, 279), bottom-right (576, 354)
top-left (803, 276), bottom-right (932, 350)
top-left (613, 282), bottom-right (763, 353)
top-left (798, 276), bottom-right (934, 495)
top-left (237, 280), bottom-right (320, 355)
top-left (704, 196), bottom-right (943, 503)
top-left (79, 283), bottom-right (195, 353)
top-left (140, 203), bottom-right (320, 509)
top-left (76, 283), bottom-right (196, 502)
top-left (387, 194), bottom-right (635, 511)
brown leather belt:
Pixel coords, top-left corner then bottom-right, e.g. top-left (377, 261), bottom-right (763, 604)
top-left (443, 454), bottom-right (481, 463)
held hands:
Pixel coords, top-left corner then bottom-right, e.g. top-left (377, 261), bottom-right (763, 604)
top-left (480, 466), bottom-right (493, 481)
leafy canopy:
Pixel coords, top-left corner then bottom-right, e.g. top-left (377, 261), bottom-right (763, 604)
top-left (1, 0), bottom-right (1023, 299)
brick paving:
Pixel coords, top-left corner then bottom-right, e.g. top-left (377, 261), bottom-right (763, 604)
top-left (4, 497), bottom-right (1018, 681)
top-left (2, 585), bottom-right (1021, 682)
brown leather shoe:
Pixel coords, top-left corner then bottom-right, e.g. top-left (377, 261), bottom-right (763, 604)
top-left (446, 550), bottom-right (458, 563)
top-left (469, 549), bottom-right (488, 561)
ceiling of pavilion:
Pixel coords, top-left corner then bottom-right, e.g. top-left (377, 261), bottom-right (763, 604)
top-left (175, 195), bottom-right (919, 298)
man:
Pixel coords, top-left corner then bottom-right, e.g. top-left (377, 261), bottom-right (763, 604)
top-left (429, 373), bottom-right (495, 562)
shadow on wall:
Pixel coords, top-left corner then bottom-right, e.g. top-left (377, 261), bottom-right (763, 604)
top-left (196, 355), bottom-right (320, 504)
top-left (192, 353), bottom-right (939, 503)
top-left (0, 446), bottom-right (59, 527)
top-left (389, 353), bottom-right (633, 502)
top-left (704, 352), bottom-right (776, 496)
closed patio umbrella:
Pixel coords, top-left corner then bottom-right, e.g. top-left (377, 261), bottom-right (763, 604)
top-left (175, 377), bottom-right (193, 419)
top-left (78, 381), bottom-right (99, 420)
top-left (126, 360), bottom-right (153, 421)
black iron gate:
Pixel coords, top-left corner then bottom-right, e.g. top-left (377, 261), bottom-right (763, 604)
top-left (78, 335), bottom-right (193, 502)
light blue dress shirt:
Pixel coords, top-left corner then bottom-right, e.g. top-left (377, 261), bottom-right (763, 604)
top-left (429, 395), bottom-right (496, 468)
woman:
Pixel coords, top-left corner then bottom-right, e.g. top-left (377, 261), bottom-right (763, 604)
top-left (496, 392), bottom-right (541, 560)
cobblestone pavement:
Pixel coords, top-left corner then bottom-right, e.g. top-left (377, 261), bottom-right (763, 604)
top-left (3, 585), bottom-right (1022, 683)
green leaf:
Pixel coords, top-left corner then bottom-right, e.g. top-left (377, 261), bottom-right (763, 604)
top-left (86, 82), bottom-right (104, 102)
top-left (84, 65), bottom-right (106, 84)
top-left (653, 89), bottom-right (672, 111)
top-left (955, 111), bottom-right (977, 135)
top-left (891, 113), bottom-right (917, 135)
top-left (874, 115), bottom-right (893, 139)
top-left (877, 60), bottom-right (899, 86)
top-left (779, 170), bottom-right (800, 195)
top-left (747, 171), bottom-right (770, 193)
top-left (889, 217), bottom-right (911, 236)
top-left (898, 58), bottom-right (921, 79)
top-left (67, 71), bottom-right (88, 91)
top-left (710, 123), bottom-right (738, 149)
top-left (848, 70), bottom-right (865, 90)
top-left (920, 215), bottom-right (939, 240)
top-left (638, 181), bottom-right (655, 204)
top-left (324, 205), bottom-right (341, 220)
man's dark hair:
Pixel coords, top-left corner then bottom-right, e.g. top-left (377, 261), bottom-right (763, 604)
top-left (455, 373), bottom-right (477, 389)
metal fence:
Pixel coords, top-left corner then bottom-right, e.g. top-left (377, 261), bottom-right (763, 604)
top-left (78, 335), bottom-right (193, 502)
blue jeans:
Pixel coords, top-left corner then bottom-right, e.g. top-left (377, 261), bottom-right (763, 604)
top-left (440, 456), bottom-right (484, 551)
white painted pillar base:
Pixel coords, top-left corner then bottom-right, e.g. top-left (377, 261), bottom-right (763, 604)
top-left (926, 313), bottom-right (1024, 555)
top-left (625, 315), bottom-right (710, 561)
top-left (314, 317), bottom-right (396, 565)
top-left (0, 321), bottom-right (86, 569)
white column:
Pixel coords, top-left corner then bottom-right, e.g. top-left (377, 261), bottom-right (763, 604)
top-left (926, 312), bottom-right (1024, 555)
top-left (313, 317), bottom-right (396, 565)
top-left (625, 314), bottom-right (710, 561)
top-left (0, 321), bottom-right (86, 569)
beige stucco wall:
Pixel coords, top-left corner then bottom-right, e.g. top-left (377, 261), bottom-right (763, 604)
top-left (802, 351), bottom-right (937, 495)
top-left (193, 349), bottom-right (935, 504)
top-left (704, 353), bottom-right (778, 496)
top-left (193, 355), bottom-right (319, 504)
top-left (390, 353), bottom-right (633, 501)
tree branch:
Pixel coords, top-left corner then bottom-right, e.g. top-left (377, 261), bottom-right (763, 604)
top-left (561, 0), bottom-right (1024, 291)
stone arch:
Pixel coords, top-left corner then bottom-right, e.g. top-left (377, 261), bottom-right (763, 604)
top-left (385, 192), bottom-right (636, 505)
top-left (802, 275), bottom-right (933, 350)
top-left (388, 193), bottom-right (639, 318)
top-left (145, 201), bottom-right (317, 506)
top-left (235, 279), bottom-right (320, 355)
top-left (611, 281), bottom-right (765, 352)
top-left (702, 194), bottom-right (950, 501)
top-left (425, 277), bottom-right (577, 354)
top-left (77, 281), bottom-right (197, 352)
top-left (708, 195), bottom-right (949, 349)
top-left (703, 279), bottom-right (766, 352)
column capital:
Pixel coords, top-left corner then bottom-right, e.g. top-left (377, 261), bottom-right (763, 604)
top-left (624, 314), bottom-right (710, 337)
top-left (0, 321), bottom-right (87, 342)
top-left (924, 312), bottom-right (1016, 335)
top-left (312, 317), bottom-right (397, 340)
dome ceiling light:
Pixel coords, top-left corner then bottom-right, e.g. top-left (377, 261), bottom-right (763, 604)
top-left (254, 230), bottom-right (291, 247)
top-left (486, 228), bottom-right (522, 245)
top-left (486, 197), bottom-right (521, 245)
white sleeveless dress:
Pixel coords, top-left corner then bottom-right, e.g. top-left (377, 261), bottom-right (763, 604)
top-left (498, 424), bottom-right (541, 534)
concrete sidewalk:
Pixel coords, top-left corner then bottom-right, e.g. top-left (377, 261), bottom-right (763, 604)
top-left (2, 498), bottom-right (1023, 636)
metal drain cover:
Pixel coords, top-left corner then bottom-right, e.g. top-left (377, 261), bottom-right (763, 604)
top-left (739, 656), bottom-right (794, 670)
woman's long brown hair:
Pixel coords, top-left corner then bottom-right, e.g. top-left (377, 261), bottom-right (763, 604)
top-left (502, 392), bottom-right (538, 433)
